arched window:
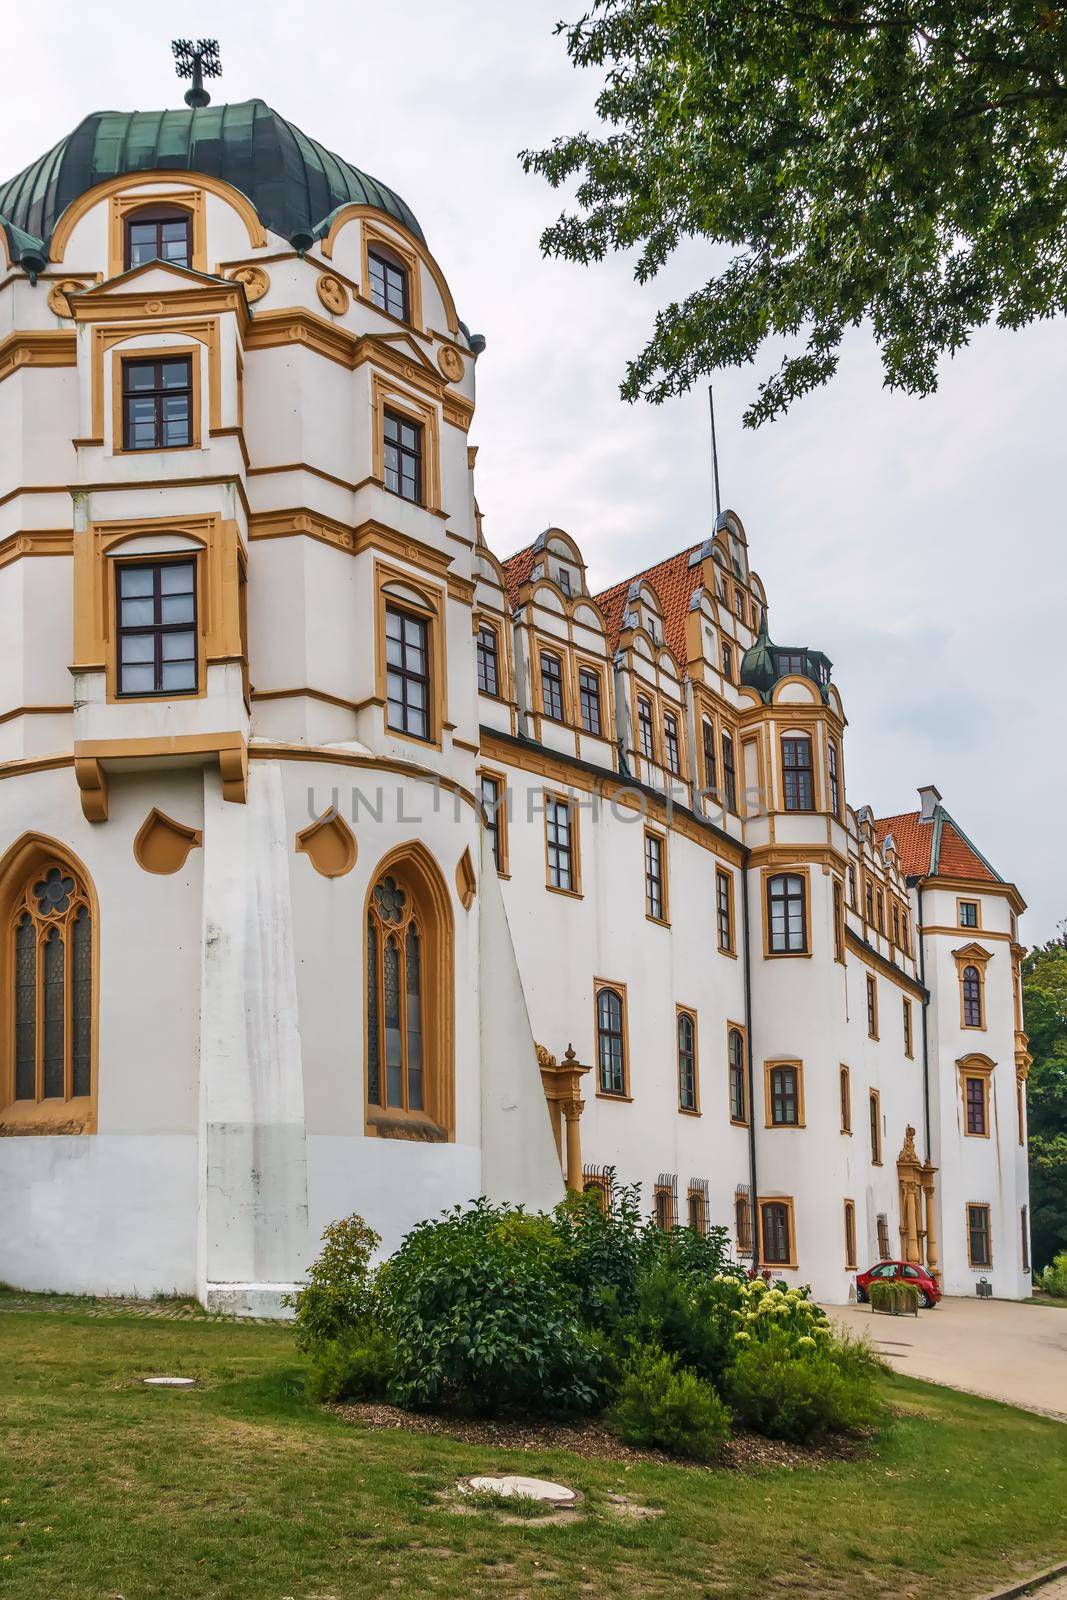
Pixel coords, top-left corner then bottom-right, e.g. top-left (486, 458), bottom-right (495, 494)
top-left (4, 850), bottom-right (95, 1117)
top-left (962, 965), bottom-right (983, 1028)
top-left (364, 848), bottom-right (454, 1140)
top-left (596, 986), bottom-right (626, 1096)
top-left (124, 204), bottom-right (192, 271)
top-left (677, 1010), bottom-right (697, 1111)
top-left (728, 1027), bottom-right (747, 1123)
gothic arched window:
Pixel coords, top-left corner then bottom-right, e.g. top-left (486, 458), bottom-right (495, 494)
top-left (364, 848), bottom-right (454, 1141)
top-left (367, 874), bottom-right (424, 1115)
top-left (8, 857), bottom-right (94, 1111)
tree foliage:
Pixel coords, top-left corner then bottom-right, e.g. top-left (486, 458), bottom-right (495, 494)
top-left (522, 2), bottom-right (1067, 425)
top-left (1023, 930), bottom-right (1067, 1272)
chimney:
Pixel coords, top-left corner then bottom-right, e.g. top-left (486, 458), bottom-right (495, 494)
top-left (918, 784), bottom-right (942, 823)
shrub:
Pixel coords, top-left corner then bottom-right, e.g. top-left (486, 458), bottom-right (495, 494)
top-left (628, 1267), bottom-right (744, 1389)
top-left (608, 1344), bottom-right (731, 1461)
top-left (284, 1214), bottom-right (380, 1354)
top-left (727, 1328), bottom-right (886, 1444)
top-left (378, 1199), bottom-right (601, 1416)
top-left (732, 1278), bottom-right (833, 1349)
top-left (869, 1280), bottom-right (919, 1315)
top-left (1037, 1252), bottom-right (1067, 1299)
top-left (552, 1178), bottom-right (746, 1336)
top-left (552, 1181), bottom-right (646, 1329)
top-left (307, 1325), bottom-right (395, 1404)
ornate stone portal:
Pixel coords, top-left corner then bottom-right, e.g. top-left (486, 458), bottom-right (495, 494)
top-left (536, 1043), bottom-right (590, 1191)
top-left (897, 1124), bottom-right (939, 1279)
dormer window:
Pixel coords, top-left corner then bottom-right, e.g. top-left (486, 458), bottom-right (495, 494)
top-left (540, 652), bottom-right (564, 722)
top-left (368, 245), bottom-right (409, 321)
top-left (663, 712), bottom-right (681, 776)
top-left (124, 205), bottom-right (192, 271)
top-left (637, 696), bottom-right (655, 761)
top-left (557, 567), bottom-right (571, 595)
top-left (777, 651), bottom-right (805, 677)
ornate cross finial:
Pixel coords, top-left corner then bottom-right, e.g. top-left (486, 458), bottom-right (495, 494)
top-left (172, 39), bottom-right (222, 109)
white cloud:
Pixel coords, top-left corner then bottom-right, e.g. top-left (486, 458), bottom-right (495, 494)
top-left (6, 0), bottom-right (1064, 938)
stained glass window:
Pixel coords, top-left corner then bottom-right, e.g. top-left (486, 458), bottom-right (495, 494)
top-left (8, 860), bottom-right (93, 1108)
top-left (366, 871), bottom-right (427, 1122)
top-left (14, 914), bottom-right (35, 1100)
top-left (72, 906), bottom-right (92, 1099)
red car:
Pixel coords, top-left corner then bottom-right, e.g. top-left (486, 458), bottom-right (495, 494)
top-left (855, 1260), bottom-right (941, 1309)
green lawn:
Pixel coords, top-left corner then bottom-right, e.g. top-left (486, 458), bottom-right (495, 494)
top-left (1, 1294), bottom-right (1065, 1599)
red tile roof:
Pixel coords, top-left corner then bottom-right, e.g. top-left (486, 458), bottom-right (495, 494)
top-left (874, 812), bottom-right (934, 877)
top-left (874, 811), bottom-right (999, 883)
top-left (935, 819), bottom-right (999, 883)
top-left (593, 544), bottom-right (704, 664)
top-left (500, 541), bottom-right (539, 606)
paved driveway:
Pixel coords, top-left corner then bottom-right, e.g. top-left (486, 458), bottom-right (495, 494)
top-left (824, 1296), bottom-right (1067, 1419)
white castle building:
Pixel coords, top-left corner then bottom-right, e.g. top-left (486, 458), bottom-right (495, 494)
top-left (0, 93), bottom-right (1032, 1313)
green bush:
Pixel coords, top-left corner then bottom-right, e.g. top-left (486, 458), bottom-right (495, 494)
top-left (378, 1199), bottom-right (602, 1416)
top-left (727, 1328), bottom-right (886, 1444)
top-left (609, 1344), bottom-right (731, 1460)
top-left (551, 1179), bottom-right (744, 1333)
top-left (628, 1266), bottom-right (744, 1388)
top-left (1037, 1251), bottom-right (1067, 1298)
top-left (284, 1215), bottom-right (380, 1354)
top-left (869, 1280), bottom-right (919, 1315)
top-left (307, 1325), bottom-right (395, 1404)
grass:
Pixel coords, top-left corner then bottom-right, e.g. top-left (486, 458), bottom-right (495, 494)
top-left (1, 1295), bottom-right (1066, 1599)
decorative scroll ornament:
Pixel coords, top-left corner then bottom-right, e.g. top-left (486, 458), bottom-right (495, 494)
top-left (316, 273), bottom-right (349, 315)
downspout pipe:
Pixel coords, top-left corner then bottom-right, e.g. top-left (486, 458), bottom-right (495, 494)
top-left (742, 863), bottom-right (759, 1272)
top-left (917, 882), bottom-right (932, 1163)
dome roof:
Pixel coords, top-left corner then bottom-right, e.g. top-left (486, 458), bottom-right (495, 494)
top-left (0, 99), bottom-right (424, 262)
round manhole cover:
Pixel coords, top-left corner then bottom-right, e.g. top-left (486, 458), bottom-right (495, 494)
top-left (142, 1376), bottom-right (196, 1388)
top-left (461, 1474), bottom-right (577, 1506)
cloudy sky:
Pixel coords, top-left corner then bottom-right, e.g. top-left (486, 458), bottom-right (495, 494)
top-left (6, 2), bottom-right (1065, 940)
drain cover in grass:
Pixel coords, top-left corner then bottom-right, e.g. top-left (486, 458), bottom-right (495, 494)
top-left (142, 1376), bottom-right (196, 1387)
top-left (462, 1475), bottom-right (576, 1504)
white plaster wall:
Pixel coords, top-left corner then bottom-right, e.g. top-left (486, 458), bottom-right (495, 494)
top-left (197, 761), bottom-right (309, 1314)
top-left (497, 761), bottom-right (752, 1260)
top-left (0, 765), bottom-right (205, 1295)
top-left (0, 1134), bottom-right (197, 1295)
top-left (925, 894), bottom-right (1030, 1299)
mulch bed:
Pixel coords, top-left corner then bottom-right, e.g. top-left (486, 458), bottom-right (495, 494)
top-left (330, 1399), bottom-right (868, 1473)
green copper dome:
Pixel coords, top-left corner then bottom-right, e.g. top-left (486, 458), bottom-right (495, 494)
top-left (740, 617), bottom-right (833, 703)
top-left (0, 99), bottom-right (424, 264)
